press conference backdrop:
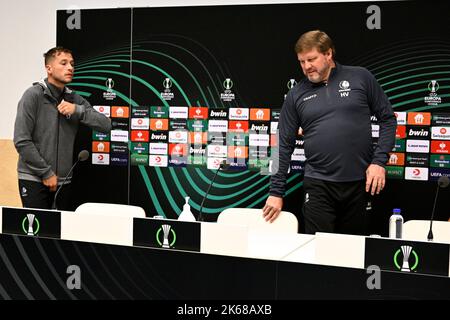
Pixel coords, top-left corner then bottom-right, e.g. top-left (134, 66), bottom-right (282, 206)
top-left (56, 1), bottom-right (450, 233)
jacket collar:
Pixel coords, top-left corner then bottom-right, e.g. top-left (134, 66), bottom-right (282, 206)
top-left (307, 61), bottom-right (341, 88)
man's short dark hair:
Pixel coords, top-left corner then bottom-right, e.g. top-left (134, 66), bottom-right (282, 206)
top-left (295, 30), bottom-right (336, 59)
top-left (44, 47), bottom-right (73, 65)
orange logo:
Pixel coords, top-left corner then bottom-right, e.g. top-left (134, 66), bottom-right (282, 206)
top-left (111, 106), bottom-right (129, 118)
top-left (189, 132), bottom-right (207, 144)
top-left (227, 146), bottom-right (248, 158)
top-left (92, 141), bottom-right (110, 153)
top-left (387, 152), bottom-right (405, 166)
top-left (407, 112), bottom-right (431, 125)
top-left (150, 119), bottom-right (169, 131)
top-left (250, 108), bottom-right (270, 121)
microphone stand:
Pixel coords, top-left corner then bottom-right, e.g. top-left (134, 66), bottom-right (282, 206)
top-left (52, 150), bottom-right (89, 210)
top-left (198, 164), bottom-right (223, 222)
top-left (52, 159), bottom-right (80, 210)
top-left (427, 183), bottom-right (440, 241)
top-left (427, 176), bottom-right (450, 241)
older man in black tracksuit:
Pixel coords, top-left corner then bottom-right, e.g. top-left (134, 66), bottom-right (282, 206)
top-left (263, 30), bottom-right (396, 235)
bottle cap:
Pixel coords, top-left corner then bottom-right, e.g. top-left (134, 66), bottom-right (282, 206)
top-left (393, 208), bottom-right (401, 214)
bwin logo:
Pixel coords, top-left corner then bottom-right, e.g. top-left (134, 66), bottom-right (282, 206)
top-left (408, 128), bottom-right (429, 137)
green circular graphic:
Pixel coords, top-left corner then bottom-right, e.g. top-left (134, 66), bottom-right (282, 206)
top-left (156, 228), bottom-right (177, 247)
top-left (394, 249), bottom-right (419, 271)
top-left (21, 216), bottom-right (40, 235)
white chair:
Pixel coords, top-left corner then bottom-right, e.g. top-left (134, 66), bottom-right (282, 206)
top-left (217, 208), bottom-right (298, 233)
top-left (75, 202), bottom-right (146, 218)
top-left (402, 220), bottom-right (450, 243)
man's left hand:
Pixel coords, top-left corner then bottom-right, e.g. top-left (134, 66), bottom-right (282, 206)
top-left (57, 99), bottom-right (76, 117)
top-left (366, 164), bottom-right (386, 195)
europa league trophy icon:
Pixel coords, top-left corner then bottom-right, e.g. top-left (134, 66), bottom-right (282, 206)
top-left (223, 78), bottom-right (233, 90)
top-left (162, 224), bottom-right (171, 248)
top-left (27, 213), bottom-right (35, 236)
top-left (287, 79), bottom-right (297, 89)
top-left (430, 80), bottom-right (437, 93)
top-left (401, 245), bottom-right (412, 272)
top-left (106, 78), bottom-right (114, 90)
top-left (163, 78), bottom-right (172, 90)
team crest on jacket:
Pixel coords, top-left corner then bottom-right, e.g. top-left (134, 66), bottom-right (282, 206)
top-left (338, 80), bottom-right (351, 97)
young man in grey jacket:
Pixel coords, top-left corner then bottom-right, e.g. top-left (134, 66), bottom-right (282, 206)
top-left (14, 47), bottom-right (111, 210)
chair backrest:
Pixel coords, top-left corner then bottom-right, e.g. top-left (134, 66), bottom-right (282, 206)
top-left (217, 208), bottom-right (298, 233)
top-left (75, 202), bottom-right (146, 218)
top-left (403, 220), bottom-right (450, 243)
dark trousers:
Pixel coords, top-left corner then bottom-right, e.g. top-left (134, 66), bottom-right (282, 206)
top-left (302, 177), bottom-right (371, 235)
top-left (18, 180), bottom-right (74, 211)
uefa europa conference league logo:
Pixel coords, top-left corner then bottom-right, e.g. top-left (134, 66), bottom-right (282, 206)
top-left (156, 224), bottom-right (177, 248)
top-left (22, 214), bottom-right (40, 236)
top-left (393, 245), bottom-right (419, 272)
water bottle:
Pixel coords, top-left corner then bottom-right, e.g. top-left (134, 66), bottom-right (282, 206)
top-left (389, 208), bottom-right (403, 239)
top-left (178, 196), bottom-right (196, 222)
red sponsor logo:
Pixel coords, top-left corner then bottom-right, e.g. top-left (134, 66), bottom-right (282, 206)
top-left (188, 107), bottom-right (208, 119)
top-left (396, 126), bottom-right (406, 139)
top-left (431, 141), bottom-right (449, 154)
top-left (229, 121), bottom-right (249, 132)
top-left (131, 130), bottom-right (149, 142)
top-left (169, 144), bottom-right (187, 156)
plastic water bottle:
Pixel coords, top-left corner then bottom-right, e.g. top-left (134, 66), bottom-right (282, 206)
top-left (178, 196), bottom-right (196, 222)
top-left (389, 208), bottom-right (403, 239)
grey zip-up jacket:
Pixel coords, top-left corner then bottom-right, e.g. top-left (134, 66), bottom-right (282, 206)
top-left (14, 79), bottom-right (111, 184)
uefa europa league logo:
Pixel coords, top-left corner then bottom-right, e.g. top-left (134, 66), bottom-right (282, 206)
top-left (400, 245), bottom-right (412, 271)
top-left (22, 214), bottom-right (40, 236)
top-left (163, 78), bottom-right (172, 90)
top-left (106, 78), bottom-right (114, 91)
top-left (156, 224), bottom-right (177, 248)
top-left (27, 214), bottom-right (35, 235)
top-left (287, 79), bottom-right (297, 90)
top-left (223, 78), bottom-right (233, 90)
top-left (428, 80), bottom-right (439, 93)
top-left (393, 245), bottom-right (419, 272)
top-left (162, 224), bottom-right (171, 248)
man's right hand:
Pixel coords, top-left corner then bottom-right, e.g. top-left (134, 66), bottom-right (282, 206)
top-left (262, 196), bottom-right (283, 223)
top-left (42, 175), bottom-right (58, 192)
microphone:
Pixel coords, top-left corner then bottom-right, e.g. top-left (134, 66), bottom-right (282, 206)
top-left (427, 175), bottom-right (450, 241)
top-left (52, 150), bottom-right (89, 210)
top-left (197, 161), bottom-right (229, 222)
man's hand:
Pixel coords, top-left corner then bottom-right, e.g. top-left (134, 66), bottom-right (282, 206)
top-left (262, 196), bottom-right (283, 223)
top-left (57, 99), bottom-right (76, 117)
top-left (366, 164), bottom-right (386, 195)
top-left (43, 175), bottom-right (58, 192)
